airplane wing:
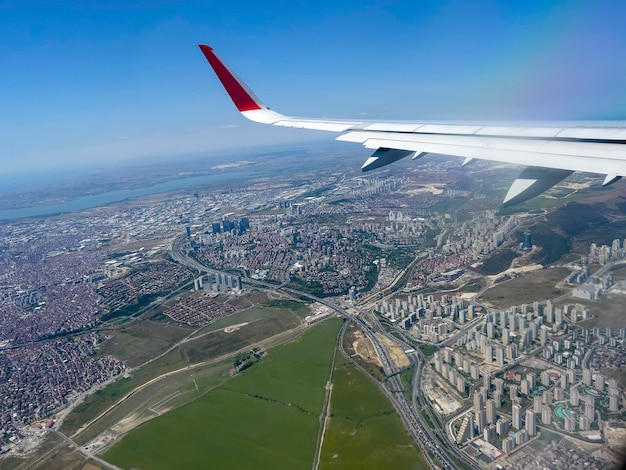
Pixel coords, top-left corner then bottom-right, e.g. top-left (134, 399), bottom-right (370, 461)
top-left (198, 44), bottom-right (626, 206)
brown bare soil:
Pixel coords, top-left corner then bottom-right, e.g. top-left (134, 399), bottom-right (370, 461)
top-left (377, 334), bottom-right (410, 368)
top-left (342, 324), bottom-right (385, 381)
top-left (479, 267), bottom-right (571, 308)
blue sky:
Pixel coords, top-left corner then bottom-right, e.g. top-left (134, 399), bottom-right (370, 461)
top-left (1, 0), bottom-right (626, 175)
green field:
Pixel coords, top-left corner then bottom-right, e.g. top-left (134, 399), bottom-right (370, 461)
top-left (103, 318), bottom-right (343, 470)
top-left (62, 304), bottom-right (308, 439)
top-left (99, 320), bottom-right (190, 367)
top-left (320, 353), bottom-right (427, 469)
top-left (181, 306), bottom-right (304, 363)
top-left (71, 358), bottom-right (234, 446)
top-left (198, 301), bottom-right (308, 334)
top-left (61, 346), bottom-right (190, 438)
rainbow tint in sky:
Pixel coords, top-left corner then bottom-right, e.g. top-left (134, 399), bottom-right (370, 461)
top-left (1, 1), bottom-right (625, 175)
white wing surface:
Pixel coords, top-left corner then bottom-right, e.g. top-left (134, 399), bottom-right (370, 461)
top-left (199, 44), bottom-right (626, 206)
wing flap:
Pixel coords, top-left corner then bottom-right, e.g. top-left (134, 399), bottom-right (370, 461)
top-left (337, 131), bottom-right (626, 175)
top-left (361, 148), bottom-right (416, 172)
top-left (503, 167), bottom-right (573, 206)
top-left (341, 135), bottom-right (625, 176)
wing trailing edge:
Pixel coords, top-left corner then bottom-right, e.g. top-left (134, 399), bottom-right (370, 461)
top-left (503, 167), bottom-right (573, 207)
top-left (199, 44), bottom-right (626, 205)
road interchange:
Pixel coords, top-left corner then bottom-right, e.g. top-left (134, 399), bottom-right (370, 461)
top-left (170, 234), bottom-right (482, 469)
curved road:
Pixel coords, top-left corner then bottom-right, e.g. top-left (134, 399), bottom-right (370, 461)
top-left (170, 234), bottom-right (475, 469)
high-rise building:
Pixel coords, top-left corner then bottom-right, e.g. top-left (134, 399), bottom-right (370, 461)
top-left (496, 419), bottom-right (510, 436)
top-left (541, 405), bottom-right (552, 425)
top-left (239, 216), bottom-right (250, 233)
top-left (525, 409), bottom-right (536, 436)
top-left (495, 347), bottom-right (504, 366)
top-left (522, 232), bottom-right (533, 251)
top-left (473, 392), bottom-right (483, 413)
top-left (554, 387), bottom-right (565, 401)
top-left (583, 369), bottom-right (593, 386)
top-left (545, 302), bottom-right (554, 323)
top-left (502, 327), bottom-right (510, 345)
top-left (486, 399), bottom-right (496, 425)
top-left (540, 327), bottom-right (549, 345)
top-left (471, 364), bottom-right (479, 380)
top-left (555, 308), bottom-right (563, 326)
top-left (222, 218), bottom-right (236, 233)
top-left (502, 436), bottom-right (516, 453)
top-left (527, 372), bottom-right (536, 389)
top-left (456, 416), bottom-right (470, 443)
top-left (585, 396), bottom-right (595, 421)
top-left (467, 304), bottom-right (475, 320)
top-left (595, 374), bottom-right (605, 392)
top-left (454, 351), bottom-right (463, 367)
top-left (541, 370), bottom-right (551, 386)
top-left (516, 429), bottom-right (529, 445)
top-left (467, 414), bottom-right (475, 439)
top-left (506, 343), bottom-right (518, 360)
top-left (543, 390), bottom-right (553, 405)
top-left (481, 387), bottom-right (489, 406)
top-left (567, 369), bottom-right (576, 386)
top-left (564, 416), bottom-right (576, 432)
top-left (485, 343), bottom-right (493, 363)
top-left (512, 404), bottom-right (522, 430)
top-left (570, 387), bottom-right (580, 406)
top-left (456, 375), bottom-right (466, 393)
top-left (509, 314), bottom-right (517, 334)
top-left (484, 424), bottom-right (496, 441)
top-left (560, 371), bottom-right (569, 390)
top-left (519, 316), bottom-right (527, 336)
top-left (476, 409), bottom-right (486, 433)
top-left (534, 395), bottom-right (543, 413)
top-left (493, 390), bottom-right (502, 409)
top-left (579, 415), bottom-right (590, 431)
top-left (521, 379), bottom-right (530, 395)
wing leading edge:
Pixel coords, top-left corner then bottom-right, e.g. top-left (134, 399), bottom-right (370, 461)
top-left (198, 44), bottom-right (626, 206)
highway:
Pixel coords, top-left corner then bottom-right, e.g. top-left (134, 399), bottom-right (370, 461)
top-left (170, 234), bottom-right (482, 468)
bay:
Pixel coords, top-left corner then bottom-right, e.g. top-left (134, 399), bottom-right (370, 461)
top-left (0, 171), bottom-right (251, 221)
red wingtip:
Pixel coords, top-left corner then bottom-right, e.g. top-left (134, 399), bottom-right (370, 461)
top-left (198, 44), bottom-right (262, 112)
